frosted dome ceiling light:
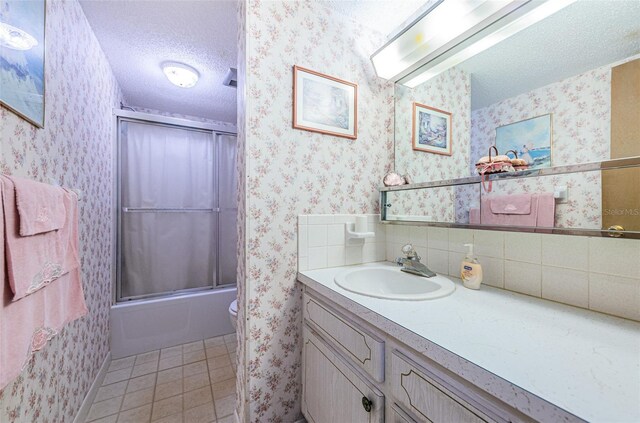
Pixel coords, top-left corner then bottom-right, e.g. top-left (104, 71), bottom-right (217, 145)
top-left (0, 22), bottom-right (38, 51)
top-left (162, 62), bottom-right (199, 88)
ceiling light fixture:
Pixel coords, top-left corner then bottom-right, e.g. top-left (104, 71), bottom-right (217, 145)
top-left (371, 0), bottom-right (577, 86)
top-left (162, 62), bottom-right (200, 88)
top-left (0, 21), bottom-right (38, 51)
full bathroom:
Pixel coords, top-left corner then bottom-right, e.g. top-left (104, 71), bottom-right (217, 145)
top-left (0, 0), bottom-right (638, 422)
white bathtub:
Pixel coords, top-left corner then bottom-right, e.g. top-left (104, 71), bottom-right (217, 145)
top-left (110, 287), bottom-right (236, 359)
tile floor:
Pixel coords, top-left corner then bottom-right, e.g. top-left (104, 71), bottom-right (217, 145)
top-left (84, 334), bottom-right (237, 423)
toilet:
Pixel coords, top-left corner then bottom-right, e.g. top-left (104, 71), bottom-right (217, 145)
top-left (228, 299), bottom-right (238, 330)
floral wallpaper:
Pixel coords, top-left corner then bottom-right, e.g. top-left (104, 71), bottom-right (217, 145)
top-left (0, 0), bottom-right (122, 421)
top-left (128, 106), bottom-right (236, 131)
top-left (470, 64), bottom-right (611, 173)
top-left (237, 0), bottom-right (394, 421)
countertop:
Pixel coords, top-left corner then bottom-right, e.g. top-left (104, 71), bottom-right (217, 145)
top-left (298, 262), bottom-right (640, 423)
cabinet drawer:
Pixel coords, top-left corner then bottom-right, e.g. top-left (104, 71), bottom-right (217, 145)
top-left (302, 326), bottom-right (384, 423)
top-left (391, 351), bottom-right (490, 423)
top-left (391, 404), bottom-right (418, 423)
top-left (303, 293), bottom-right (385, 382)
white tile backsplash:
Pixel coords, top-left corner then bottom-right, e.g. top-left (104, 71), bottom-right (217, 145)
top-left (589, 237), bottom-right (640, 279)
top-left (298, 217), bottom-right (640, 322)
top-left (505, 232), bottom-right (542, 264)
top-left (298, 214), bottom-right (385, 270)
top-left (542, 234), bottom-right (589, 271)
top-left (505, 260), bottom-right (542, 297)
top-left (542, 267), bottom-right (589, 308)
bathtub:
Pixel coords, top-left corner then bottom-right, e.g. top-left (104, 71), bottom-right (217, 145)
top-left (110, 287), bottom-right (236, 359)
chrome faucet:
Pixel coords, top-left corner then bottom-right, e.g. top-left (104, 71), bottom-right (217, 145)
top-left (396, 244), bottom-right (437, 278)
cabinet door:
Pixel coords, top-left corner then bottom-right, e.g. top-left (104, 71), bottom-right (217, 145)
top-left (302, 326), bottom-right (384, 423)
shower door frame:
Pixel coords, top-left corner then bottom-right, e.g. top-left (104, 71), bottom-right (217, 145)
top-left (113, 109), bottom-right (237, 303)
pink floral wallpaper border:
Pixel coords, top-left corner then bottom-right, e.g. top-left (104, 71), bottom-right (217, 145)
top-left (0, 0), bottom-right (122, 421)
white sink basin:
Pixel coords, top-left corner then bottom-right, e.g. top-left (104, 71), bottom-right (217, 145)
top-left (334, 266), bottom-right (456, 300)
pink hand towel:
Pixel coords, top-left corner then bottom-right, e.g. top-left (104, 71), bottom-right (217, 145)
top-left (481, 194), bottom-right (538, 227)
top-left (489, 194), bottom-right (532, 215)
top-left (536, 193), bottom-right (556, 228)
top-left (8, 175), bottom-right (67, 236)
top-left (0, 180), bottom-right (87, 391)
top-left (1, 176), bottom-right (79, 301)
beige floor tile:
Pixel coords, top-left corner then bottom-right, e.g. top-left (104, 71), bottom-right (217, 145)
top-left (182, 361), bottom-right (207, 378)
top-left (183, 386), bottom-right (213, 411)
top-left (183, 372), bottom-right (209, 393)
top-left (86, 396), bottom-right (123, 422)
top-left (157, 366), bottom-right (183, 385)
top-left (103, 368), bottom-right (133, 386)
top-left (108, 356), bottom-right (136, 372)
top-left (135, 350), bottom-right (160, 365)
top-left (126, 374), bottom-right (156, 394)
top-left (131, 360), bottom-right (159, 378)
top-left (214, 394), bottom-right (235, 418)
top-left (95, 381), bottom-right (128, 402)
top-left (182, 341), bottom-right (204, 354)
top-left (155, 379), bottom-right (184, 401)
top-left (158, 355), bottom-right (183, 371)
top-left (117, 403), bottom-right (152, 423)
top-left (151, 394), bottom-right (183, 421)
top-left (160, 345), bottom-right (183, 359)
top-left (209, 366), bottom-right (234, 383)
top-left (183, 402), bottom-right (215, 423)
top-left (217, 415), bottom-right (234, 423)
top-left (205, 345), bottom-right (227, 358)
top-left (211, 378), bottom-right (235, 399)
top-left (91, 415), bottom-right (119, 423)
top-left (203, 337), bottom-right (225, 348)
top-left (152, 414), bottom-right (182, 423)
top-left (223, 334), bottom-right (236, 343)
top-left (121, 387), bottom-right (154, 412)
top-left (207, 355), bottom-right (231, 370)
top-left (182, 350), bottom-right (206, 365)
top-left (226, 342), bottom-right (237, 353)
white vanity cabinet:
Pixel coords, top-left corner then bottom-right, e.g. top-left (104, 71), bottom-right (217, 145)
top-left (302, 327), bottom-right (385, 423)
top-left (301, 290), bottom-right (536, 423)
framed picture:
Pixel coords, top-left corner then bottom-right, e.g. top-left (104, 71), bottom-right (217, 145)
top-left (495, 114), bottom-right (552, 169)
top-left (0, 0), bottom-right (46, 128)
top-left (293, 65), bottom-right (357, 139)
top-left (412, 102), bottom-right (452, 155)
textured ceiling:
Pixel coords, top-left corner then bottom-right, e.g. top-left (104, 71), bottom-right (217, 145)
top-left (458, 0), bottom-right (640, 110)
top-left (323, 0), bottom-right (427, 38)
top-left (79, 0), bottom-right (237, 123)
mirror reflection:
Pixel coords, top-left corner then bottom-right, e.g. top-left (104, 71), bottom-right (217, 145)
top-left (392, 0), bottom-right (640, 232)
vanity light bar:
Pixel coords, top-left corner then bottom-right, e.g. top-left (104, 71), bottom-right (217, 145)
top-left (402, 0), bottom-right (577, 87)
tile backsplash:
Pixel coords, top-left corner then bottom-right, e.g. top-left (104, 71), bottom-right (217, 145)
top-left (298, 214), bottom-right (386, 271)
top-left (386, 225), bottom-right (640, 322)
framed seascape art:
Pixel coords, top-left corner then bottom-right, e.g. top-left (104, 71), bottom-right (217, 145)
top-left (495, 114), bottom-right (553, 170)
top-left (412, 102), bottom-right (452, 155)
top-left (293, 65), bottom-right (357, 139)
top-left (0, 0), bottom-right (46, 128)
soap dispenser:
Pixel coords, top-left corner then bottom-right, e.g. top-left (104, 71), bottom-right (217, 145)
top-left (460, 243), bottom-right (483, 290)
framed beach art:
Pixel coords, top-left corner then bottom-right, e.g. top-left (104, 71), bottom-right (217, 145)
top-left (0, 0), bottom-right (46, 128)
top-left (495, 114), bottom-right (553, 170)
top-left (293, 65), bottom-right (357, 139)
top-left (412, 102), bottom-right (452, 155)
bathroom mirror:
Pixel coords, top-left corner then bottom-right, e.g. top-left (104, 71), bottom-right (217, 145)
top-left (387, 0), bottom-right (640, 235)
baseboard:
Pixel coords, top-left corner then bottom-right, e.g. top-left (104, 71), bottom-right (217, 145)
top-left (73, 351), bottom-right (111, 423)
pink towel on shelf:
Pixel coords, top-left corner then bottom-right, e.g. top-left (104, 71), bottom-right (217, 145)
top-left (8, 175), bottom-right (67, 236)
top-left (480, 193), bottom-right (556, 227)
top-left (1, 176), bottom-right (79, 301)
top-left (0, 178), bottom-right (88, 391)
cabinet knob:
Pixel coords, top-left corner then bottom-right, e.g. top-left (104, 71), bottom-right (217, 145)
top-left (362, 396), bottom-right (373, 412)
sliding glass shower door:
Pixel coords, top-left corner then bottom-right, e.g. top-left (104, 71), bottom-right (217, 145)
top-left (117, 119), bottom-right (236, 301)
